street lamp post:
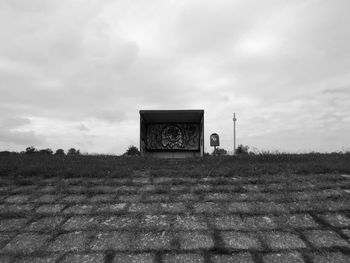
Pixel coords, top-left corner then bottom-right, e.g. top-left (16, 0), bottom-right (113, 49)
top-left (233, 113), bottom-right (237, 155)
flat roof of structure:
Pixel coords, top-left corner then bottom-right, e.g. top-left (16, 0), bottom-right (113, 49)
top-left (140, 109), bottom-right (204, 123)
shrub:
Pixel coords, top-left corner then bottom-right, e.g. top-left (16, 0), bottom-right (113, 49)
top-left (38, 148), bottom-right (53, 155)
top-left (124, 145), bottom-right (140, 156)
top-left (25, 146), bottom-right (36, 154)
top-left (67, 148), bottom-right (80, 155)
top-left (235, 144), bottom-right (249, 155)
top-left (55, 149), bottom-right (65, 155)
top-left (213, 148), bottom-right (228, 156)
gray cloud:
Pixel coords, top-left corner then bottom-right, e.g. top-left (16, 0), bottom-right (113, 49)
top-left (0, 0), bottom-right (349, 153)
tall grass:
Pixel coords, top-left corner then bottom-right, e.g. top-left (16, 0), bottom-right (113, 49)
top-left (0, 152), bottom-right (349, 179)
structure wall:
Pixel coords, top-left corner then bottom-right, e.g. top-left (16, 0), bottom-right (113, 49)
top-left (144, 151), bottom-right (201, 158)
top-left (146, 123), bottom-right (200, 151)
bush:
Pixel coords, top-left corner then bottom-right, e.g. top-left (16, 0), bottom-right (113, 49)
top-left (55, 149), bottom-right (65, 155)
top-left (235, 144), bottom-right (249, 155)
top-left (25, 146), bottom-right (36, 154)
top-left (124, 145), bottom-right (140, 156)
top-left (213, 148), bottom-right (228, 156)
top-left (67, 148), bottom-right (80, 155)
top-left (38, 148), bottom-right (53, 155)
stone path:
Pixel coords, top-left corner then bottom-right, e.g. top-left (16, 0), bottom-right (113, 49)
top-left (0, 172), bottom-right (349, 262)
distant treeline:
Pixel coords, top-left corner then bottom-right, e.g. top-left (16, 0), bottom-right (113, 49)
top-left (0, 145), bottom-right (141, 156)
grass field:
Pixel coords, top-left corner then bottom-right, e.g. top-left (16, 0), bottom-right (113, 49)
top-left (1, 152), bottom-right (350, 179)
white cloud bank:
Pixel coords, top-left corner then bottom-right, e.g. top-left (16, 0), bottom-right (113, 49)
top-left (0, 0), bottom-right (349, 153)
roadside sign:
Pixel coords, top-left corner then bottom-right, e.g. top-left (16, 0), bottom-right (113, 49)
top-left (210, 133), bottom-right (220, 147)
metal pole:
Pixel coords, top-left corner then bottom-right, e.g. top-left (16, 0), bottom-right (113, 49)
top-left (233, 113), bottom-right (237, 155)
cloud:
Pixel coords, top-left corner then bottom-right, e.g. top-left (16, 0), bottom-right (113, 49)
top-left (0, 0), bottom-right (349, 153)
top-left (0, 129), bottom-right (44, 148)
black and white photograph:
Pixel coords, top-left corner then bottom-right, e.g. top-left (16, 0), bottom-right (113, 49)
top-left (0, 1), bottom-right (349, 262)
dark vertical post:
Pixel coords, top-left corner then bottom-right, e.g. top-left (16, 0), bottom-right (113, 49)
top-left (233, 113), bottom-right (237, 155)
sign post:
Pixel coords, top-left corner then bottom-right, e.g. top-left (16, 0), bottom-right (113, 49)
top-left (233, 113), bottom-right (237, 155)
top-left (210, 133), bottom-right (220, 155)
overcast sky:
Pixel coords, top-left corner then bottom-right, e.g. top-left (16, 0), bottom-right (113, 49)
top-left (1, 0), bottom-right (350, 154)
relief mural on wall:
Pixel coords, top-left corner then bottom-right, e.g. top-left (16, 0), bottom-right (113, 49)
top-left (146, 123), bottom-right (200, 151)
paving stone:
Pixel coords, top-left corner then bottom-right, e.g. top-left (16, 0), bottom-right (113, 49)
top-left (95, 203), bottom-right (126, 213)
top-left (12, 185), bottom-right (37, 193)
top-left (210, 215), bottom-right (246, 230)
top-left (0, 255), bottom-right (12, 263)
top-left (90, 231), bottom-right (131, 250)
top-left (48, 231), bottom-right (90, 252)
top-left (190, 184), bottom-right (212, 192)
top-left (113, 253), bottom-right (155, 263)
top-left (62, 216), bottom-right (97, 230)
top-left (304, 230), bottom-right (350, 248)
top-left (261, 232), bottom-right (307, 249)
top-left (320, 213), bottom-right (350, 227)
top-left (128, 203), bottom-right (159, 213)
top-left (100, 215), bottom-right (139, 229)
top-left (110, 178), bottom-right (130, 184)
top-left (0, 218), bottom-right (29, 231)
top-left (14, 255), bottom-right (60, 263)
top-left (174, 215), bottom-right (208, 230)
top-left (176, 193), bottom-right (200, 201)
top-left (154, 177), bottom-right (173, 184)
top-left (114, 185), bottom-right (137, 193)
top-left (193, 202), bottom-right (223, 213)
top-left (211, 252), bottom-right (255, 263)
top-left (214, 183), bottom-right (241, 192)
top-left (204, 193), bottom-right (232, 201)
top-left (134, 231), bottom-right (172, 250)
top-left (243, 215), bottom-right (277, 230)
top-left (36, 204), bottom-right (65, 213)
top-left (61, 195), bottom-right (86, 203)
top-left (62, 204), bottom-right (94, 214)
top-left (179, 232), bottom-right (214, 250)
top-left (119, 194), bottom-right (142, 202)
top-left (276, 214), bottom-right (318, 228)
top-left (162, 253), bottom-right (204, 263)
top-left (262, 252), bottom-right (305, 263)
top-left (170, 185), bottom-right (187, 192)
top-left (159, 202), bottom-right (187, 213)
top-left (140, 214), bottom-right (172, 229)
top-left (5, 195), bottom-right (31, 203)
top-left (33, 194), bottom-right (61, 203)
top-left (254, 202), bottom-right (289, 213)
top-left (221, 231), bottom-right (262, 250)
top-left (90, 194), bottom-right (115, 202)
top-left (133, 178), bottom-right (150, 184)
top-left (93, 185), bottom-right (116, 193)
top-left (3, 233), bottom-right (51, 253)
top-left (317, 200), bottom-right (350, 211)
top-left (7, 204), bottom-right (35, 213)
top-left (144, 194), bottom-right (170, 202)
top-left (27, 216), bottom-right (65, 231)
top-left (242, 184), bottom-right (261, 192)
top-left (138, 185), bottom-right (157, 192)
top-left (0, 232), bottom-right (16, 247)
top-left (38, 186), bottom-right (56, 193)
top-left (60, 253), bottom-right (105, 263)
top-left (310, 252), bottom-right (350, 263)
top-left (227, 202), bottom-right (254, 213)
top-left (176, 177), bottom-right (198, 184)
top-left (341, 229), bottom-right (350, 238)
top-left (66, 186), bottom-right (88, 193)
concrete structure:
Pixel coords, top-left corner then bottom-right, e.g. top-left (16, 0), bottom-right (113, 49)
top-left (140, 110), bottom-right (204, 158)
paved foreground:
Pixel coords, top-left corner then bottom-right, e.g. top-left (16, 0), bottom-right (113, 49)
top-left (0, 171), bottom-right (350, 263)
